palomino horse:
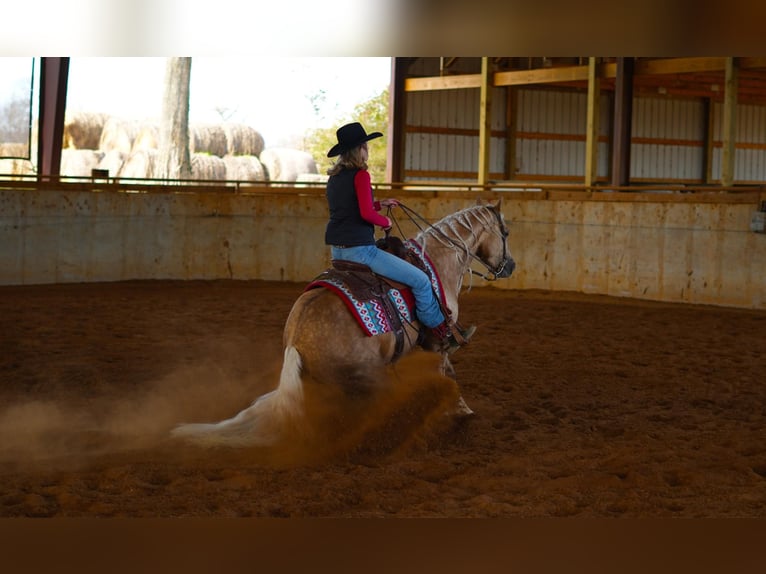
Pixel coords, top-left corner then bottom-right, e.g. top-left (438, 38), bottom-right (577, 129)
top-left (171, 200), bottom-right (515, 449)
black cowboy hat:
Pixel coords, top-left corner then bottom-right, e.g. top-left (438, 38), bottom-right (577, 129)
top-left (326, 122), bottom-right (383, 157)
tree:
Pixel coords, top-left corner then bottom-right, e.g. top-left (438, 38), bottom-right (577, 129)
top-left (156, 57), bottom-right (192, 180)
top-left (0, 97), bottom-right (31, 144)
top-left (303, 87), bottom-right (389, 182)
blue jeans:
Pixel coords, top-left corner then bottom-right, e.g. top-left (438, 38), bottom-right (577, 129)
top-left (331, 244), bottom-right (446, 328)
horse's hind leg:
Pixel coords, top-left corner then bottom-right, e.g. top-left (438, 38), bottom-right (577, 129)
top-left (438, 354), bottom-right (474, 417)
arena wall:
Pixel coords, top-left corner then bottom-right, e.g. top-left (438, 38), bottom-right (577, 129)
top-left (1, 186), bottom-right (764, 309)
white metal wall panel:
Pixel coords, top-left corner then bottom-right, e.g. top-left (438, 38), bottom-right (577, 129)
top-left (515, 88), bottom-right (610, 179)
top-left (734, 103), bottom-right (766, 182)
top-left (709, 101), bottom-right (766, 183)
top-left (631, 97), bottom-right (705, 181)
top-left (405, 86), bottom-right (508, 180)
top-left (404, 80), bottom-right (766, 184)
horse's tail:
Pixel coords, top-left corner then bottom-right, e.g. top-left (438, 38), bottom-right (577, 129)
top-left (170, 346), bottom-right (305, 447)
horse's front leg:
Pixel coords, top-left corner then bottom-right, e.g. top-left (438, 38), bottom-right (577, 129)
top-left (438, 354), bottom-right (474, 417)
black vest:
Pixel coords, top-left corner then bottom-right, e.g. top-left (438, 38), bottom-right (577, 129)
top-left (324, 169), bottom-right (375, 246)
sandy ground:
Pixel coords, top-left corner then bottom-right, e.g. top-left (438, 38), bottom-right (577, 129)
top-left (1, 279), bottom-right (765, 518)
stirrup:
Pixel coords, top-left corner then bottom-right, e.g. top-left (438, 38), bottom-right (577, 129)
top-left (428, 321), bottom-right (476, 354)
top-left (444, 324), bottom-right (476, 354)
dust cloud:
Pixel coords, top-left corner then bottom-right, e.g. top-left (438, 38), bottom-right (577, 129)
top-left (0, 351), bottom-right (283, 470)
top-left (0, 347), bottom-right (462, 470)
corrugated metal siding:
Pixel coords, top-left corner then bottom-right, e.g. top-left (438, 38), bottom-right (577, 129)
top-left (405, 86), bottom-right (507, 181)
top-left (731, 102), bottom-right (766, 182)
top-left (631, 97), bottom-right (705, 182)
top-left (403, 80), bottom-right (766, 184)
top-left (515, 88), bottom-right (610, 179)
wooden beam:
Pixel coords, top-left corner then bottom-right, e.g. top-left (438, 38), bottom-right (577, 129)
top-left (405, 74), bottom-right (482, 91)
top-left (478, 57), bottom-right (492, 186)
top-left (636, 57), bottom-right (729, 75)
top-left (740, 57), bottom-right (766, 70)
top-left (494, 62), bottom-right (617, 86)
top-left (721, 58), bottom-right (738, 186)
top-left (584, 58), bottom-right (600, 188)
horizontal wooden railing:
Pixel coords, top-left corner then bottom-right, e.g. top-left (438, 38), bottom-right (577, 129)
top-left (1, 173), bottom-right (764, 206)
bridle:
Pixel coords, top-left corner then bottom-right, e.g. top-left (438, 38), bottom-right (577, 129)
top-left (389, 203), bottom-right (511, 282)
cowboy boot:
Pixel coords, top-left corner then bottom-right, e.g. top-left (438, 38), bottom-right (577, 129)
top-left (428, 321), bottom-right (477, 354)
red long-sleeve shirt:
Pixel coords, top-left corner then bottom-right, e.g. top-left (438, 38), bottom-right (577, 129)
top-left (354, 170), bottom-right (391, 228)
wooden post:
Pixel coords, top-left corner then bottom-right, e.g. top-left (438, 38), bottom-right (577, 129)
top-left (478, 57), bottom-right (492, 186)
top-left (584, 57), bottom-right (601, 188)
top-left (703, 97), bottom-right (714, 184)
top-left (504, 87), bottom-right (517, 180)
top-left (721, 57), bottom-right (738, 187)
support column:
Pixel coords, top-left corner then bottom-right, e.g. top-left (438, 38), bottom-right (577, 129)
top-left (387, 58), bottom-right (409, 184)
top-left (504, 87), bottom-right (517, 180)
top-left (37, 57), bottom-right (69, 180)
top-left (703, 97), bottom-right (714, 183)
top-left (478, 57), bottom-right (492, 186)
top-left (584, 57), bottom-right (601, 188)
top-left (610, 57), bottom-right (634, 188)
top-left (721, 57), bottom-right (738, 187)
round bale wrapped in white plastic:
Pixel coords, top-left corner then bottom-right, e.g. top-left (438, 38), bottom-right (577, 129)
top-left (60, 149), bottom-right (105, 177)
top-left (119, 149), bottom-right (158, 179)
top-left (259, 147), bottom-right (318, 182)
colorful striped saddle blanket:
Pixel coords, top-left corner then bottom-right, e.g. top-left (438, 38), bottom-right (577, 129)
top-left (305, 239), bottom-right (446, 338)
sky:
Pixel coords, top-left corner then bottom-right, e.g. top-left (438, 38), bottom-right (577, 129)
top-left (63, 57), bottom-right (392, 147)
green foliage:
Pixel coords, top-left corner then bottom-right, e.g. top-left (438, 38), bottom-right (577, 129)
top-left (303, 87), bottom-right (389, 182)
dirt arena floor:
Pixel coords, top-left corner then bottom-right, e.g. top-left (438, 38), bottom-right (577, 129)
top-left (1, 279), bottom-right (765, 518)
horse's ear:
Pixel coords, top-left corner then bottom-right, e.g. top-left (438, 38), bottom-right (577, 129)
top-left (492, 198), bottom-right (502, 210)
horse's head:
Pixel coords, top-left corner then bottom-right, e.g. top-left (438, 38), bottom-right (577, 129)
top-left (474, 200), bottom-right (516, 280)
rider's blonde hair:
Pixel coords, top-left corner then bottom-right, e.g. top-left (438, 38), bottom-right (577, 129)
top-left (327, 145), bottom-right (368, 176)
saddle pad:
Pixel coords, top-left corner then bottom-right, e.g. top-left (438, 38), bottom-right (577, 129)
top-left (305, 239), bottom-right (446, 337)
top-left (306, 276), bottom-right (415, 336)
top-left (404, 239), bottom-right (446, 307)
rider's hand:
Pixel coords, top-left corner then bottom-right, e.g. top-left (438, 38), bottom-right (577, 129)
top-left (380, 198), bottom-right (400, 208)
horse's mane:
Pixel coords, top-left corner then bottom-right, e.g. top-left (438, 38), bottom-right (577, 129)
top-left (414, 204), bottom-right (504, 291)
top-left (416, 204), bottom-right (501, 251)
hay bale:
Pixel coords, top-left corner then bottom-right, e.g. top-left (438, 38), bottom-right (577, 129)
top-left (131, 124), bottom-right (160, 152)
top-left (97, 150), bottom-right (126, 177)
top-left (63, 112), bottom-right (109, 149)
top-left (191, 153), bottom-right (227, 181)
top-left (60, 149), bottom-right (105, 177)
top-left (222, 124), bottom-right (264, 157)
top-left (189, 125), bottom-right (227, 158)
top-left (222, 154), bottom-right (266, 182)
top-left (0, 158), bottom-right (35, 178)
top-left (293, 173), bottom-right (329, 189)
top-left (99, 118), bottom-right (146, 154)
top-left (119, 150), bottom-right (157, 179)
top-left (0, 142), bottom-right (30, 158)
top-left (259, 147), bottom-right (318, 182)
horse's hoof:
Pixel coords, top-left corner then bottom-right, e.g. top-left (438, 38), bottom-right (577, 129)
top-left (453, 396), bottom-right (475, 418)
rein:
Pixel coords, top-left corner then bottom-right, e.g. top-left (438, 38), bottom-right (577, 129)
top-left (387, 203), bottom-right (510, 282)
